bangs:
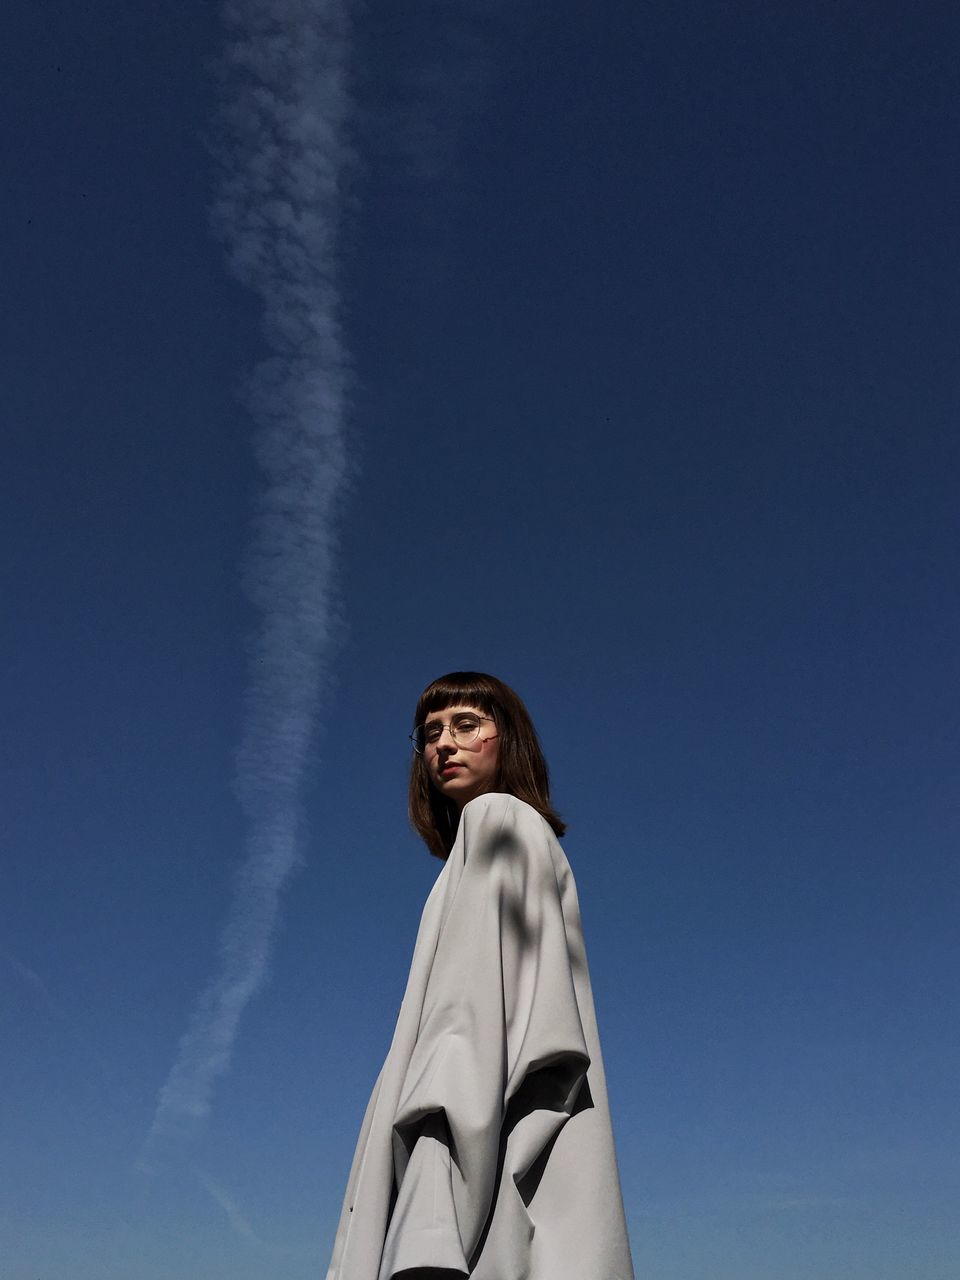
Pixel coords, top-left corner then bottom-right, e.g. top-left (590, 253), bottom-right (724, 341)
top-left (416, 671), bottom-right (499, 724)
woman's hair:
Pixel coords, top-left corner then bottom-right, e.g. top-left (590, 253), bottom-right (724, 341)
top-left (408, 670), bottom-right (567, 859)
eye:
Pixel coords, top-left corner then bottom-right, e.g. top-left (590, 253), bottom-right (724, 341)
top-left (424, 722), bottom-right (443, 742)
top-left (453, 714), bottom-right (480, 731)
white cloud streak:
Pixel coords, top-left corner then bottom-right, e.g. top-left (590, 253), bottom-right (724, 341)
top-left (8, 953), bottom-right (116, 1076)
top-left (8, 953), bottom-right (53, 999)
top-left (196, 1170), bottom-right (262, 1243)
top-left (140, 0), bottom-right (352, 1165)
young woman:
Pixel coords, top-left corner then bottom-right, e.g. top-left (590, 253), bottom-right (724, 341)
top-left (325, 672), bottom-right (634, 1280)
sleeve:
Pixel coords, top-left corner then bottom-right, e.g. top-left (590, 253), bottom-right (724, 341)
top-left (378, 795), bottom-right (590, 1278)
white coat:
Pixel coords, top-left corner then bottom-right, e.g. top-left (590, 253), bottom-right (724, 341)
top-left (325, 792), bottom-right (635, 1279)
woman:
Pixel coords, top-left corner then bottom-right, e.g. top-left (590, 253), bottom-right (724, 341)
top-left (326, 672), bottom-right (635, 1280)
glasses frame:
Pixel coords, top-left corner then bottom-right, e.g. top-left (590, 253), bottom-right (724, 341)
top-left (409, 713), bottom-right (497, 755)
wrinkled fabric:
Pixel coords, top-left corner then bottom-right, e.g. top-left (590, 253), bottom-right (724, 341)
top-left (325, 793), bottom-right (634, 1280)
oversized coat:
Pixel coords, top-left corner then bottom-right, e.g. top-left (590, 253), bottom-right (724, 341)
top-left (325, 792), bottom-right (635, 1280)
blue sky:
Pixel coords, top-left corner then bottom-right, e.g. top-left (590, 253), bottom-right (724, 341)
top-left (3, 2), bottom-right (959, 1277)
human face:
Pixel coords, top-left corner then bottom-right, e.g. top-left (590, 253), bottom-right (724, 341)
top-left (421, 703), bottom-right (500, 810)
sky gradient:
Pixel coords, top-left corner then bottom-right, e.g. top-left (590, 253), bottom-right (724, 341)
top-left (3, 2), bottom-right (959, 1277)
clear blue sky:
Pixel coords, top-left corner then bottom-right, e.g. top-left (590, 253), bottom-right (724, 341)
top-left (3, 2), bottom-right (958, 1278)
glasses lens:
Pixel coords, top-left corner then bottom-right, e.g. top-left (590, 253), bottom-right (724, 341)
top-left (451, 714), bottom-right (481, 744)
top-left (413, 713), bottom-right (484, 752)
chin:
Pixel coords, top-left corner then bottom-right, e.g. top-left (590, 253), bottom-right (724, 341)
top-left (439, 780), bottom-right (479, 807)
top-left (442, 780), bottom-right (472, 798)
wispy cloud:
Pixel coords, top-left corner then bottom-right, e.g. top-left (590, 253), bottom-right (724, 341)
top-left (8, 953), bottom-right (53, 999)
top-left (195, 1169), bottom-right (324, 1261)
top-left (358, 0), bottom-right (508, 184)
top-left (8, 953), bottom-right (114, 1076)
top-left (196, 1170), bottom-right (262, 1243)
top-left (140, 0), bottom-right (353, 1166)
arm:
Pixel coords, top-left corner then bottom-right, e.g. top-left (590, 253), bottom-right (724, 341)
top-left (378, 795), bottom-right (590, 1278)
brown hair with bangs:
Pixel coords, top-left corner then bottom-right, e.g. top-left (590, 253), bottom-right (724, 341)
top-left (408, 671), bottom-right (567, 859)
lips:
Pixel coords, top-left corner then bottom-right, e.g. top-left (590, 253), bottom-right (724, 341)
top-left (440, 764), bottom-right (464, 776)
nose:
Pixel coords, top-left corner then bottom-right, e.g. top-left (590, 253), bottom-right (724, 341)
top-left (435, 725), bottom-right (458, 753)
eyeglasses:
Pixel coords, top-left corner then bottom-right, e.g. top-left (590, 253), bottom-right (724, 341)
top-left (409, 713), bottom-right (497, 755)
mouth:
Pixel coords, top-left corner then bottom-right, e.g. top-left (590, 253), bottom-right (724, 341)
top-left (440, 764), bottom-right (464, 777)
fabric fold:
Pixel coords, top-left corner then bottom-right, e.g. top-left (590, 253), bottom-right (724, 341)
top-left (325, 793), bottom-right (635, 1280)
top-left (380, 797), bottom-right (591, 1276)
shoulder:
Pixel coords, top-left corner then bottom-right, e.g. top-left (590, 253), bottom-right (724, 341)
top-left (459, 793), bottom-right (558, 873)
top-left (461, 791), bottom-right (548, 829)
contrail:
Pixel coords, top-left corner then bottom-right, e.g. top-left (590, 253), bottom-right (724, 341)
top-left (140, 0), bottom-right (352, 1166)
top-left (196, 1170), bottom-right (262, 1243)
top-left (8, 953), bottom-right (115, 1076)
